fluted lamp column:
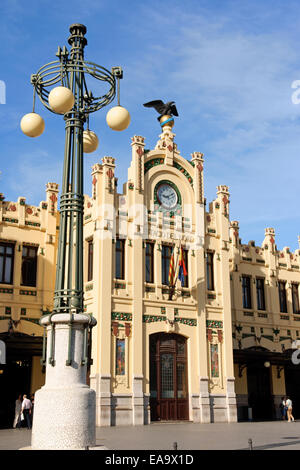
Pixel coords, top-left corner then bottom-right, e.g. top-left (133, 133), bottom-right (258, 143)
top-left (20, 24), bottom-right (130, 450)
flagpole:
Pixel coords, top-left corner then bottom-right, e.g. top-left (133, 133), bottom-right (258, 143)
top-left (169, 239), bottom-right (181, 300)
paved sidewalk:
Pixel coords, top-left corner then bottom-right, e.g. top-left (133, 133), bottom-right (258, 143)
top-left (1, 421), bottom-right (300, 450)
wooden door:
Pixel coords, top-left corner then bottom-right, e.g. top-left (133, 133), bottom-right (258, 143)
top-left (150, 333), bottom-right (188, 421)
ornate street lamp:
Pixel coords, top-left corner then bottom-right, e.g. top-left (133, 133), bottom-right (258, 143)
top-left (21, 24), bottom-right (130, 450)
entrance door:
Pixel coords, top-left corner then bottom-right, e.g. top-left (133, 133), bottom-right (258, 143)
top-left (0, 357), bottom-right (32, 428)
top-left (285, 365), bottom-right (300, 419)
top-left (0, 333), bottom-right (43, 428)
top-left (247, 364), bottom-right (273, 421)
top-left (150, 333), bottom-right (188, 421)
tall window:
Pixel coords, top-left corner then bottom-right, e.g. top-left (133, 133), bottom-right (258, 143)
top-left (256, 278), bottom-right (266, 311)
top-left (182, 249), bottom-right (189, 288)
top-left (206, 252), bottom-right (214, 291)
top-left (278, 281), bottom-right (287, 313)
top-left (161, 245), bottom-right (172, 285)
top-left (115, 238), bottom-right (125, 280)
top-left (145, 242), bottom-right (154, 283)
top-left (242, 275), bottom-right (252, 309)
top-left (0, 242), bottom-right (14, 284)
top-left (21, 246), bottom-right (38, 287)
top-left (292, 283), bottom-right (300, 314)
top-left (87, 239), bottom-right (93, 282)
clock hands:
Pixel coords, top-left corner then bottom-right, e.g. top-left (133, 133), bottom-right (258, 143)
top-left (157, 184), bottom-right (177, 208)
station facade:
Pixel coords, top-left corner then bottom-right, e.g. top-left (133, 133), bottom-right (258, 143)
top-left (0, 121), bottom-right (300, 427)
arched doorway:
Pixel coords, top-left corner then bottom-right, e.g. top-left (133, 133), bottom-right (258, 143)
top-left (284, 350), bottom-right (300, 420)
top-left (235, 346), bottom-right (274, 421)
top-left (247, 362), bottom-right (273, 421)
top-left (0, 333), bottom-right (43, 428)
top-left (150, 333), bottom-right (189, 421)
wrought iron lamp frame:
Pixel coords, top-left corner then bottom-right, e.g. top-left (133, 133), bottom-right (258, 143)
top-left (30, 24), bottom-right (123, 366)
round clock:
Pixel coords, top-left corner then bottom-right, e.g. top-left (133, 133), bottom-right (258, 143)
top-left (157, 183), bottom-right (178, 209)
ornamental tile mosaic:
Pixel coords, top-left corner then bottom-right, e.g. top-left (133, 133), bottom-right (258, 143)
top-left (111, 312), bottom-right (132, 321)
top-left (206, 320), bottom-right (223, 329)
top-left (144, 158), bottom-right (165, 174)
top-left (173, 161), bottom-right (193, 186)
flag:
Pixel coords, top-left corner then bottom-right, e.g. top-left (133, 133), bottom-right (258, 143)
top-left (177, 247), bottom-right (187, 287)
top-left (168, 247), bottom-right (176, 286)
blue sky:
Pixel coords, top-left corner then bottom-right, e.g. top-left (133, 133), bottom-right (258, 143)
top-left (1, 0), bottom-right (300, 251)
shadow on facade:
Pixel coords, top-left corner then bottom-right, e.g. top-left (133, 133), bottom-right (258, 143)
top-left (235, 346), bottom-right (300, 422)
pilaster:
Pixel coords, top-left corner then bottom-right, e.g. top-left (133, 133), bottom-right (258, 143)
top-left (216, 186), bottom-right (237, 419)
top-left (129, 135), bottom-right (145, 193)
top-left (191, 152), bottom-right (204, 205)
top-left (263, 228), bottom-right (278, 313)
top-left (199, 377), bottom-right (211, 423)
top-left (129, 136), bottom-right (145, 424)
top-left (90, 159), bottom-right (116, 425)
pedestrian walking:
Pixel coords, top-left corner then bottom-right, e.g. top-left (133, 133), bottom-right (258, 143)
top-left (286, 396), bottom-right (295, 422)
top-left (21, 394), bottom-right (32, 429)
top-left (279, 397), bottom-right (287, 420)
top-left (12, 394), bottom-right (22, 428)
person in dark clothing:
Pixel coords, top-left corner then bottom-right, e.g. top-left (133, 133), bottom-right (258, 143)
top-left (21, 394), bottom-right (32, 430)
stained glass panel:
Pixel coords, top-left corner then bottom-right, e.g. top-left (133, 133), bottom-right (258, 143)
top-left (160, 338), bottom-right (174, 348)
top-left (177, 340), bottom-right (185, 355)
top-left (161, 353), bottom-right (174, 398)
top-left (177, 362), bottom-right (187, 398)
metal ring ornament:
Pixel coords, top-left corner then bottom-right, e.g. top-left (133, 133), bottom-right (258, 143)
top-left (31, 59), bottom-right (116, 114)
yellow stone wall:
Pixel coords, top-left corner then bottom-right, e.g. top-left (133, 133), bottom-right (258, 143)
top-left (31, 356), bottom-right (45, 394)
top-left (0, 184), bottom-right (59, 340)
top-left (230, 221), bottom-right (300, 354)
top-left (271, 365), bottom-right (286, 396)
top-left (234, 363), bottom-right (248, 395)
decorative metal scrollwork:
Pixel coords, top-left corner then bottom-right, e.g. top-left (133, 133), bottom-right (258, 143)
top-left (31, 58), bottom-right (117, 115)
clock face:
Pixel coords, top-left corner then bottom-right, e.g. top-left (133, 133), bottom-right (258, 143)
top-left (157, 183), bottom-right (178, 209)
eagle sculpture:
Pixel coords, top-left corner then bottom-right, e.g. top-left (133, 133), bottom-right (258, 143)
top-left (143, 100), bottom-right (179, 121)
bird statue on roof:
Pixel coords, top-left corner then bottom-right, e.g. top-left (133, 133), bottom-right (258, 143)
top-left (143, 100), bottom-right (179, 122)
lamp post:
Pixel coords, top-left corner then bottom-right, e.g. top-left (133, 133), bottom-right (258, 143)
top-left (21, 24), bottom-right (130, 450)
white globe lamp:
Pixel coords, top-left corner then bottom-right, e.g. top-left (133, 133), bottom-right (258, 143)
top-left (20, 112), bottom-right (45, 137)
top-left (83, 130), bottom-right (99, 153)
top-left (106, 105), bottom-right (130, 131)
top-left (48, 86), bottom-right (75, 114)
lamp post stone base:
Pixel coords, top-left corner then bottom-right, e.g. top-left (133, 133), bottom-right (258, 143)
top-left (31, 313), bottom-right (96, 450)
top-left (31, 385), bottom-right (96, 450)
